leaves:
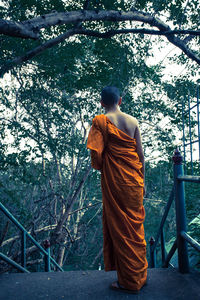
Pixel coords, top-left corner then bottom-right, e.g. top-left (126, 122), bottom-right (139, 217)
top-left (0, 0), bottom-right (200, 272)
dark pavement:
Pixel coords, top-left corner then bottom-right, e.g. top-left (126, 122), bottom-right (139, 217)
top-left (0, 268), bottom-right (200, 300)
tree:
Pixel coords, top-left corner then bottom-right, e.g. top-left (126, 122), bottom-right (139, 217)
top-left (0, 0), bottom-right (200, 76)
top-left (0, 0), bottom-right (199, 271)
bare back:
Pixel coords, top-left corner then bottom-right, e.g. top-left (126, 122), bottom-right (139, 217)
top-left (105, 111), bottom-right (137, 139)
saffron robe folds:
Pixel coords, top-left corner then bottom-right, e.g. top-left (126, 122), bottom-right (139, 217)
top-left (87, 114), bottom-right (148, 291)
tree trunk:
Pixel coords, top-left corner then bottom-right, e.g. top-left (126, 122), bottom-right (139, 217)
top-left (56, 245), bottom-right (66, 267)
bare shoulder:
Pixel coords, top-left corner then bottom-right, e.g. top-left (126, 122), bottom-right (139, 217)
top-left (119, 112), bottom-right (139, 138)
top-left (121, 112), bottom-right (138, 126)
top-left (105, 110), bottom-right (139, 138)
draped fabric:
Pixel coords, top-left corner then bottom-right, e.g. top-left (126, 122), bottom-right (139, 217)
top-left (87, 114), bottom-right (148, 291)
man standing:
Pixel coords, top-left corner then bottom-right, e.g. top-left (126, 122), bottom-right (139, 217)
top-left (87, 86), bottom-right (148, 293)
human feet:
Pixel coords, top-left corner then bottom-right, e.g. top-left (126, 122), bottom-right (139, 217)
top-left (109, 281), bottom-right (139, 294)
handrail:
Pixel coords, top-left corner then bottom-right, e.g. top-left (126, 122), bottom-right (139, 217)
top-left (149, 149), bottom-right (200, 273)
top-left (0, 252), bottom-right (30, 273)
top-left (151, 187), bottom-right (174, 253)
top-left (0, 202), bottom-right (64, 273)
top-left (177, 175), bottom-right (200, 183)
top-left (180, 231), bottom-right (200, 252)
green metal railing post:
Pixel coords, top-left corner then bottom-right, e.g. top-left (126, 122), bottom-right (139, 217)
top-left (172, 149), bottom-right (189, 273)
top-left (149, 237), bottom-right (156, 268)
top-left (44, 240), bottom-right (51, 272)
top-left (160, 228), bottom-right (166, 265)
top-left (21, 231), bottom-right (26, 268)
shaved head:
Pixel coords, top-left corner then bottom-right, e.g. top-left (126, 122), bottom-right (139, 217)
top-left (101, 86), bottom-right (120, 106)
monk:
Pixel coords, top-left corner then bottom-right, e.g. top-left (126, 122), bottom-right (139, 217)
top-left (87, 86), bottom-right (148, 294)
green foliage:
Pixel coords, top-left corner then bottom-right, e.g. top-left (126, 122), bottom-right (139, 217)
top-left (0, 0), bottom-right (200, 273)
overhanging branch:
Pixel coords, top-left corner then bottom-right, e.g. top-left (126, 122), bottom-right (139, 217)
top-left (0, 19), bottom-right (39, 39)
top-left (21, 10), bottom-right (169, 33)
top-left (76, 28), bottom-right (200, 37)
top-left (1, 26), bottom-right (200, 77)
top-left (1, 10), bottom-right (200, 40)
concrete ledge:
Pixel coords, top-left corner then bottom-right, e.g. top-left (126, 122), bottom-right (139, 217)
top-left (0, 268), bottom-right (200, 300)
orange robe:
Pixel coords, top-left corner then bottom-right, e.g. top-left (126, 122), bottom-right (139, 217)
top-left (87, 114), bottom-right (148, 291)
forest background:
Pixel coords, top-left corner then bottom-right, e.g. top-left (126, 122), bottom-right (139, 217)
top-left (0, 0), bottom-right (200, 273)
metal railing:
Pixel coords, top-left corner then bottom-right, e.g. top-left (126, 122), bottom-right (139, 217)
top-left (182, 87), bottom-right (200, 174)
top-left (149, 149), bottom-right (200, 273)
top-left (0, 202), bottom-right (64, 273)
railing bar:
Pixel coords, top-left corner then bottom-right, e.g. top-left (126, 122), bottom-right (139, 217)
top-left (162, 239), bottom-right (177, 268)
top-left (184, 139), bottom-right (200, 146)
top-left (183, 100), bottom-right (200, 114)
top-left (0, 202), bottom-right (63, 271)
top-left (189, 102), bottom-right (199, 111)
top-left (168, 262), bottom-right (175, 268)
top-left (197, 86), bottom-right (200, 162)
top-left (45, 247), bottom-right (51, 272)
top-left (173, 150), bottom-right (189, 273)
top-left (161, 228), bottom-right (166, 264)
top-left (0, 203), bottom-right (47, 256)
top-left (182, 99), bottom-right (186, 173)
top-left (149, 237), bottom-right (156, 268)
top-left (180, 231), bottom-right (200, 252)
top-left (151, 187), bottom-right (174, 252)
top-left (21, 231), bottom-right (26, 268)
top-left (177, 175), bottom-right (200, 183)
top-left (0, 252), bottom-right (30, 273)
top-left (188, 94), bottom-right (193, 174)
top-left (0, 203), bottom-right (27, 232)
top-left (50, 257), bottom-right (63, 271)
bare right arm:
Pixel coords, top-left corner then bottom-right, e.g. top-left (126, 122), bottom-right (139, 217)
top-left (134, 124), bottom-right (145, 194)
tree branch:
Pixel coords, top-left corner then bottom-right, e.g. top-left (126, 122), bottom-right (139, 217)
top-left (1, 10), bottom-right (200, 39)
top-left (165, 33), bottom-right (200, 66)
top-left (1, 224), bottom-right (57, 247)
top-left (0, 221), bottom-right (9, 246)
top-left (20, 10), bottom-right (170, 33)
top-left (1, 9), bottom-right (200, 76)
top-left (1, 26), bottom-right (200, 77)
top-left (0, 19), bottom-right (39, 39)
top-left (50, 165), bottom-right (92, 245)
